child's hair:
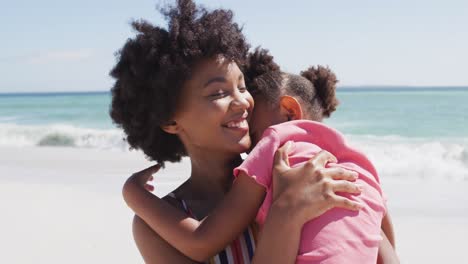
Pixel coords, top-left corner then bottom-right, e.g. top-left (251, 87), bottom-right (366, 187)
top-left (245, 48), bottom-right (339, 121)
top-left (109, 0), bottom-right (250, 166)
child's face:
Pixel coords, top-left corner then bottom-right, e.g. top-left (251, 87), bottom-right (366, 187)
top-left (248, 95), bottom-right (283, 146)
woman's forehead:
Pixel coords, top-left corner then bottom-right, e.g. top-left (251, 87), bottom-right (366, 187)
top-left (190, 57), bottom-right (242, 84)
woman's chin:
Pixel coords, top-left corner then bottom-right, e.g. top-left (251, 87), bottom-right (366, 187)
top-left (219, 132), bottom-right (252, 155)
top-left (235, 135), bottom-right (252, 153)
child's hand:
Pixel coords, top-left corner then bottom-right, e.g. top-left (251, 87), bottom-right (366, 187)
top-left (144, 175), bottom-right (155, 192)
top-left (123, 164), bottom-right (161, 210)
top-left (271, 141), bottom-right (363, 224)
top-left (128, 164), bottom-right (161, 192)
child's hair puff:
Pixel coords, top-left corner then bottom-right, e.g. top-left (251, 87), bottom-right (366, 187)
top-left (300, 66), bottom-right (339, 118)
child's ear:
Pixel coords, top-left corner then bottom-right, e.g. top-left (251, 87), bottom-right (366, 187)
top-left (161, 120), bottom-right (181, 134)
top-left (279, 96), bottom-right (303, 121)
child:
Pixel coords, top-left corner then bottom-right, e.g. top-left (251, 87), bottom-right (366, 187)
top-left (124, 49), bottom-right (394, 263)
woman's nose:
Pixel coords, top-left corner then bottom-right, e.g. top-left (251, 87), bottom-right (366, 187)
top-left (230, 91), bottom-right (252, 111)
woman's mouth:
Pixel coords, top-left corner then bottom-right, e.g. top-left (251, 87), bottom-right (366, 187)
top-left (225, 119), bottom-right (248, 129)
top-left (223, 112), bottom-right (249, 132)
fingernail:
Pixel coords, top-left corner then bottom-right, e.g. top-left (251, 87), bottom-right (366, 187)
top-left (285, 141), bottom-right (295, 151)
top-left (290, 141), bottom-right (296, 148)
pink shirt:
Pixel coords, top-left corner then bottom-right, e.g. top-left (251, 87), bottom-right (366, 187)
top-left (234, 120), bottom-right (386, 264)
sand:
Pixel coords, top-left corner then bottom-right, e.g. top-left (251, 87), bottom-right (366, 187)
top-left (1, 146), bottom-right (467, 263)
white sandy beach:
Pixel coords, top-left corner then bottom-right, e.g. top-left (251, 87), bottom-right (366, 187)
top-left (1, 146), bottom-right (467, 263)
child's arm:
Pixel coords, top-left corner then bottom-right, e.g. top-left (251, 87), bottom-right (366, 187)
top-left (123, 165), bottom-right (266, 262)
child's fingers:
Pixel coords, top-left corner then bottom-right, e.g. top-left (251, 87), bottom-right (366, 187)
top-left (131, 164), bottom-right (160, 186)
top-left (133, 164), bottom-right (161, 178)
top-left (134, 164), bottom-right (161, 176)
top-left (144, 164), bottom-right (161, 174)
top-left (144, 184), bottom-right (154, 192)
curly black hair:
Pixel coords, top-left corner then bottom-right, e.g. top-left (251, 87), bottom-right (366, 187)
top-left (246, 47), bottom-right (339, 120)
top-left (109, 0), bottom-right (250, 166)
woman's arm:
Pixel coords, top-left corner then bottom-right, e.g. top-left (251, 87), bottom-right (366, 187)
top-left (257, 143), bottom-right (398, 264)
top-left (252, 200), bottom-right (303, 264)
top-left (252, 145), bottom-right (364, 264)
top-left (376, 230), bottom-right (400, 264)
top-left (375, 211), bottom-right (398, 263)
top-left (381, 212), bottom-right (396, 248)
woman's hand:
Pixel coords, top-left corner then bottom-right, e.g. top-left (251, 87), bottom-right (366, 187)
top-left (271, 141), bottom-right (363, 224)
top-left (252, 142), bottom-right (362, 264)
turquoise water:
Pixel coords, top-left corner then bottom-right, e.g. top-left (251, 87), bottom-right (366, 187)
top-left (1, 88), bottom-right (467, 138)
top-left (0, 92), bottom-right (114, 129)
top-left (0, 88), bottom-right (468, 138)
top-left (0, 87), bottom-right (467, 181)
top-left (326, 88), bottom-right (468, 138)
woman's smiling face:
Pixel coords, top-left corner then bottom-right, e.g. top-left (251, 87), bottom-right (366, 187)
top-left (171, 56), bottom-right (254, 156)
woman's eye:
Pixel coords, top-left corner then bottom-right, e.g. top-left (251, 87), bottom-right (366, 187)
top-left (238, 86), bottom-right (247, 93)
top-left (210, 91), bottom-right (227, 98)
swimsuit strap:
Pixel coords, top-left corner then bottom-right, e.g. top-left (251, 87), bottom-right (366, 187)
top-left (167, 192), bottom-right (196, 218)
top-left (166, 193), bottom-right (258, 264)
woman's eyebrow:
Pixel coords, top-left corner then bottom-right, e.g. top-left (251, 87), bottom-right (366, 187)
top-left (204, 73), bottom-right (244, 87)
top-left (204, 77), bottom-right (226, 87)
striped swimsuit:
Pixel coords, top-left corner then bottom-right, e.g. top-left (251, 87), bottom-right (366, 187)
top-left (169, 193), bottom-right (258, 264)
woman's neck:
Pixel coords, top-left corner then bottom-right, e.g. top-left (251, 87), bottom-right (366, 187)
top-left (184, 150), bottom-right (242, 202)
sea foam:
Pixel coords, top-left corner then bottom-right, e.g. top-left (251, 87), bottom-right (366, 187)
top-left (1, 123), bottom-right (466, 182)
top-left (0, 123), bottom-right (129, 151)
top-left (347, 135), bottom-right (468, 182)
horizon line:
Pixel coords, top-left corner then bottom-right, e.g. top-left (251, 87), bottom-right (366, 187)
top-left (1, 85), bottom-right (468, 95)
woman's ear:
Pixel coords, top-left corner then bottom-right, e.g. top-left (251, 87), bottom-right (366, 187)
top-left (161, 120), bottom-right (180, 134)
top-left (279, 95), bottom-right (303, 121)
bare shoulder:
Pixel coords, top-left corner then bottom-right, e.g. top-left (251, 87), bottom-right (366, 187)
top-left (162, 179), bottom-right (191, 212)
top-left (133, 214), bottom-right (197, 264)
top-left (133, 181), bottom-right (197, 264)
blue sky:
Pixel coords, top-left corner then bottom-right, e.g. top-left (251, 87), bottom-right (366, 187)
top-left (1, 0), bottom-right (467, 92)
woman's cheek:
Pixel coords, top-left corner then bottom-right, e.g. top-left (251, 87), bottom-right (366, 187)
top-left (212, 98), bottom-right (231, 112)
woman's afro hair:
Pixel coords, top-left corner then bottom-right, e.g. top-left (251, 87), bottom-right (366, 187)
top-left (109, 0), bottom-right (250, 166)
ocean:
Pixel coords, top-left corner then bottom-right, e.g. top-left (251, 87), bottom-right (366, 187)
top-left (1, 87), bottom-right (467, 181)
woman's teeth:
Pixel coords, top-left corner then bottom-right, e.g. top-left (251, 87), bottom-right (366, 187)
top-left (226, 119), bottom-right (248, 128)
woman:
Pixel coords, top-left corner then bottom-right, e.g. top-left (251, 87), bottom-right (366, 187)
top-left (110, 1), bottom-right (392, 263)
